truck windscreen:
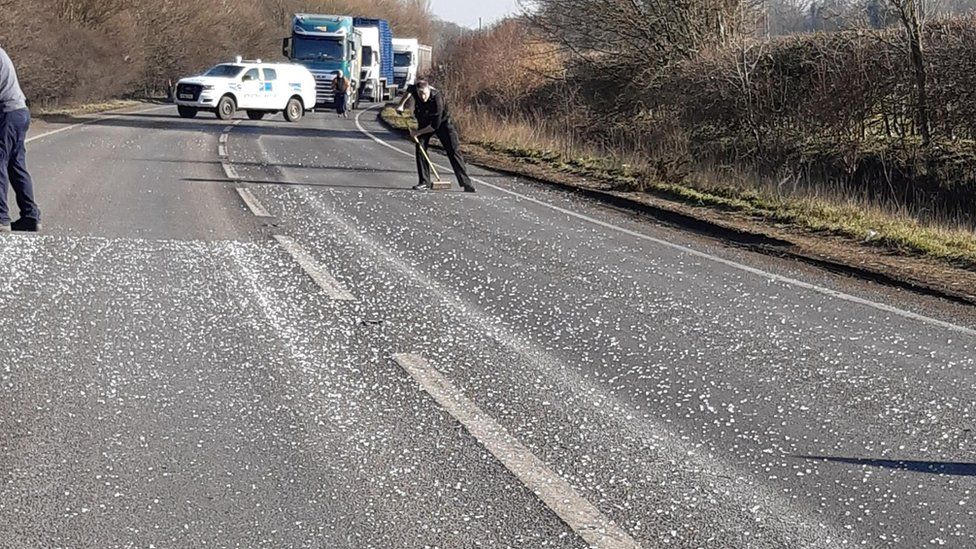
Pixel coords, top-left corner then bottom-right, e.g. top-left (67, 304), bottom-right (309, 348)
top-left (394, 53), bottom-right (412, 67)
top-left (293, 37), bottom-right (344, 61)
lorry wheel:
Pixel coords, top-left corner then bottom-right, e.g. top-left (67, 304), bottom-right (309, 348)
top-left (216, 96), bottom-right (236, 120)
top-left (284, 97), bottom-right (304, 122)
top-left (177, 106), bottom-right (198, 119)
top-left (246, 111), bottom-right (266, 121)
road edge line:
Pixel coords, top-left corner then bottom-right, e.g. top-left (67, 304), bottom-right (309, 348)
top-left (27, 104), bottom-right (172, 143)
top-left (354, 107), bottom-right (976, 338)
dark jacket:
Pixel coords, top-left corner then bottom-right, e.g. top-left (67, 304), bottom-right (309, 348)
top-left (408, 85), bottom-right (450, 130)
top-left (332, 76), bottom-right (350, 94)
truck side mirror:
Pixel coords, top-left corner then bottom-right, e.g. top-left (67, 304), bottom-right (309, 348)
top-left (282, 37), bottom-right (292, 58)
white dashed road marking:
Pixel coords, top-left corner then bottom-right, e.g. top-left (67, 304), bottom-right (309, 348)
top-left (273, 235), bottom-right (355, 301)
top-left (235, 188), bottom-right (272, 218)
top-left (393, 353), bottom-right (643, 549)
top-left (355, 107), bottom-right (976, 339)
top-left (222, 162), bottom-right (240, 180)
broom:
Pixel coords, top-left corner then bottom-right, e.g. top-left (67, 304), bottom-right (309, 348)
top-left (413, 136), bottom-right (452, 190)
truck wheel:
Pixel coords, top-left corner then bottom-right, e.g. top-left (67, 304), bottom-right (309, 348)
top-left (284, 97), bottom-right (304, 122)
top-left (177, 106), bottom-right (198, 119)
top-left (246, 111), bottom-right (266, 121)
top-left (216, 96), bottom-right (236, 120)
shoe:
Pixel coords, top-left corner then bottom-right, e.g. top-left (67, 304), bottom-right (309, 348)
top-left (413, 183), bottom-right (432, 191)
top-left (462, 185), bottom-right (476, 193)
top-left (11, 218), bottom-right (40, 232)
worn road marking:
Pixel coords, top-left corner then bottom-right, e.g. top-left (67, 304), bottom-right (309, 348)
top-left (219, 133), bottom-right (229, 144)
top-left (218, 145), bottom-right (228, 158)
top-left (222, 162), bottom-right (240, 181)
top-left (236, 187), bottom-right (272, 217)
top-left (393, 353), bottom-right (643, 549)
top-left (27, 105), bottom-right (171, 143)
top-left (355, 107), bottom-right (976, 338)
top-left (273, 235), bottom-right (355, 300)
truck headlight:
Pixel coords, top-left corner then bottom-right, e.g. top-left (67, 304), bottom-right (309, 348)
top-left (202, 85), bottom-right (215, 91)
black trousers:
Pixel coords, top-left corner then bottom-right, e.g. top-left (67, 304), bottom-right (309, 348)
top-left (416, 122), bottom-right (472, 188)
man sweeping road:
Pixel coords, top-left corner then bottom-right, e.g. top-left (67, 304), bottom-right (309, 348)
top-left (396, 80), bottom-right (475, 193)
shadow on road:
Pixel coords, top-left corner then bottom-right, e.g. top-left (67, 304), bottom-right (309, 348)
top-left (182, 177), bottom-right (436, 193)
top-left (142, 158), bottom-right (415, 174)
top-left (39, 112), bottom-right (373, 140)
top-left (796, 455), bottom-right (976, 476)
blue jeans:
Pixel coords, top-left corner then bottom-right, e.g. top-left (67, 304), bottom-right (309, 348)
top-left (0, 109), bottom-right (40, 224)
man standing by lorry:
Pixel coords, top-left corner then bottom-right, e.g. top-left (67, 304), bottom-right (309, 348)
top-left (395, 80), bottom-right (475, 193)
top-left (332, 70), bottom-right (351, 118)
top-left (0, 46), bottom-right (41, 232)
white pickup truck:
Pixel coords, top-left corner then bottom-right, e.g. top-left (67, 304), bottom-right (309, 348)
top-left (174, 59), bottom-right (317, 122)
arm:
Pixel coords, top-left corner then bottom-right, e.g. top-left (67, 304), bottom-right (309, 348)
top-left (395, 92), bottom-right (413, 113)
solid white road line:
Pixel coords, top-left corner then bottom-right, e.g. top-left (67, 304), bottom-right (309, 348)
top-left (273, 235), bottom-right (355, 300)
top-left (236, 187), bottom-right (272, 217)
top-left (355, 107), bottom-right (976, 338)
top-left (393, 353), bottom-right (643, 549)
top-left (26, 104), bottom-right (172, 143)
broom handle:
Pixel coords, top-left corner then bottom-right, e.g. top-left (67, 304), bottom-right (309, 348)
top-left (413, 136), bottom-right (443, 182)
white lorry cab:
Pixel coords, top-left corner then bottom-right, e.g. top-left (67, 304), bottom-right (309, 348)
top-left (392, 39), bottom-right (432, 91)
top-left (174, 59), bottom-right (317, 122)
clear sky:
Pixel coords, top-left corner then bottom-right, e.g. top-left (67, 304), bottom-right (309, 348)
top-left (430, 0), bottom-right (521, 28)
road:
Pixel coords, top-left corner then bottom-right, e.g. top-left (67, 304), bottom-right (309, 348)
top-left (0, 104), bottom-right (974, 548)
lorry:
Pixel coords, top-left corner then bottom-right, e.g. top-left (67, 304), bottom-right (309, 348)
top-left (392, 39), bottom-right (433, 91)
top-left (281, 14), bottom-right (362, 110)
top-left (352, 17), bottom-right (396, 103)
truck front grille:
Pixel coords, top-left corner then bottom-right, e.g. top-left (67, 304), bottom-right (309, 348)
top-left (176, 84), bottom-right (202, 102)
top-left (310, 71), bottom-right (337, 107)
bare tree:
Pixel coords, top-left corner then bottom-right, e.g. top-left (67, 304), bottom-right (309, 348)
top-left (888, 0), bottom-right (931, 145)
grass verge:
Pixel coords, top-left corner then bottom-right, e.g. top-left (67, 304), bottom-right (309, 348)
top-left (34, 99), bottom-right (142, 117)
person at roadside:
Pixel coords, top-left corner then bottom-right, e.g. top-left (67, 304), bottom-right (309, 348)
top-left (0, 46), bottom-right (40, 232)
top-left (332, 70), bottom-right (350, 119)
top-left (395, 80), bottom-right (474, 193)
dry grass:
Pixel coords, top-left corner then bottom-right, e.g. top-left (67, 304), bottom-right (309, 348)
top-left (34, 99), bottom-right (141, 117)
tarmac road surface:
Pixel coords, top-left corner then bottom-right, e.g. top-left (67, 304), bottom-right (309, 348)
top-left (0, 104), bottom-right (974, 548)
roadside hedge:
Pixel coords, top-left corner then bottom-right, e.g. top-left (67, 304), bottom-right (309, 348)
top-left (0, 0), bottom-right (433, 106)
